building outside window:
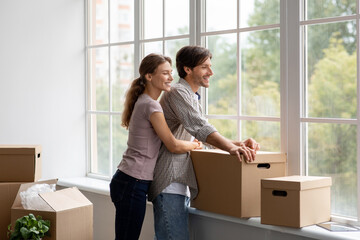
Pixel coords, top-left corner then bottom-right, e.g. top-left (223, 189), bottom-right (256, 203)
top-left (86, 0), bottom-right (360, 224)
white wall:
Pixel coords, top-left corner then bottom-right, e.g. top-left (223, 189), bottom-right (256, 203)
top-left (0, 0), bottom-right (86, 179)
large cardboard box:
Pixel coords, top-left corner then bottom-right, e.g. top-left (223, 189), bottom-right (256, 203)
top-left (0, 182), bottom-right (23, 240)
top-left (261, 175), bottom-right (332, 228)
top-left (0, 145), bottom-right (42, 182)
top-left (11, 179), bottom-right (93, 240)
top-left (191, 149), bottom-right (286, 218)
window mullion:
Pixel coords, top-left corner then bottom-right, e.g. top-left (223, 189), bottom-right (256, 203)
top-left (237, 0), bottom-right (241, 141)
top-left (280, 0), bottom-right (287, 156)
top-left (287, 0), bottom-right (301, 175)
top-left (356, 0), bottom-right (360, 222)
top-left (134, 0), bottom-right (141, 74)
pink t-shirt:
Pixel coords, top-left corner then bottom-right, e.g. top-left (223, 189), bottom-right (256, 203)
top-left (118, 94), bottom-right (163, 180)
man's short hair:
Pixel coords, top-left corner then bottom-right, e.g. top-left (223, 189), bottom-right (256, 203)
top-left (176, 46), bottom-right (212, 78)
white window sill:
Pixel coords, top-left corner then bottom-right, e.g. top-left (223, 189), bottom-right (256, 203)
top-left (58, 177), bottom-right (360, 240)
top-left (57, 176), bottom-right (111, 196)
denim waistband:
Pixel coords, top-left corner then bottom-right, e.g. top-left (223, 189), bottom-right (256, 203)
top-left (115, 169), bottom-right (152, 184)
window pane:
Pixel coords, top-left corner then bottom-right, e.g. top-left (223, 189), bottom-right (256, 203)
top-left (112, 115), bottom-right (128, 174)
top-left (143, 41), bottom-right (163, 56)
top-left (165, 0), bottom-right (189, 37)
top-left (305, 122), bottom-right (357, 218)
top-left (209, 119), bottom-right (237, 140)
top-left (90, 114), bottom-right (110, 175)
top-left (242, 120), bottom-right (280, 152)
top-left (241, 29), bottom-right (280, 117)
top-left (110, 0), bottom-right (134, 43)
top-left (144, 0), bottom-right (163, 39)
top-left (240, 0), bottom-right (280, 28)
top-left (306, 21), bottom-right (356, 119)
top-left (165, 38), bottom-right (189, 78)
top-left (306, 0), bottom-right (356, 20)
top-left (205, 0), bottom-right (236, 32)
top-left (206, 34), bottom-right (237, 115)
top-left (89, 47), bottom-right (109, 111)
top-left (89, 0), bottom-right (108, 45)
top-left (111, 45), bottom-right (134, 112)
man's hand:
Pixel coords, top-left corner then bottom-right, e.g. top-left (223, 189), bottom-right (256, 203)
top-left (232, 138), bottom-right (260, 162)
top-left (243, 138), bottom-right (260, 152)
top-left (229, 145), bottom-right (255, 163)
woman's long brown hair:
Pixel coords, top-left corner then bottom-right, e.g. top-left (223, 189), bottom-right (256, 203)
top-left (121, 53), bottom-right (172, 129)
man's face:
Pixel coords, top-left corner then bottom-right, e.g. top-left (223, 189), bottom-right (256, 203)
top-left (186, 57), bottom-right (213, 89)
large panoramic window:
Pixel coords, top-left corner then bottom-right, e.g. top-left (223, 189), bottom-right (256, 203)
top-left (86, 0), bottom-right (360, 223)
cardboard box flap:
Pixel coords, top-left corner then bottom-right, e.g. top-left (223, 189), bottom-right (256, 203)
top-left (191, 149), bottom-right (286, 164)
top-left (12, 179), bottom-right (58, 209)
top-left (0, 145), bottom-right (42, 155)
top-left (262, 175), bottom-right (332, 191)
top-left (40, 187), bottom-right (92, 212)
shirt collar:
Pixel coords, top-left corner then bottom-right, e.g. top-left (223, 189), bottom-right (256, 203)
top-left (179, 78), bottom-right (201, 100)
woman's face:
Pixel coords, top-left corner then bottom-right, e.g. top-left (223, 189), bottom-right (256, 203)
top-left (148, 61), bottom-right (174, 92)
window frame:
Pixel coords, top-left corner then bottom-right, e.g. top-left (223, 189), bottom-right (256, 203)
top-left (85, 0), bottom-right (360, 224)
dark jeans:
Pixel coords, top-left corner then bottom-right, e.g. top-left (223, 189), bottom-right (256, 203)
top-left (110, 170), bottom-right (151, 240)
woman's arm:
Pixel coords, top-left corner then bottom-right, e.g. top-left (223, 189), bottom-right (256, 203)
top-left (150, 112), bottom-right (200, 153)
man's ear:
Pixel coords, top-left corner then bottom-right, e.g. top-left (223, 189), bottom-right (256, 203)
top-left (184, 66), bottom-right (192, 75)
top-left (145, 73), bottom-right (152, 82)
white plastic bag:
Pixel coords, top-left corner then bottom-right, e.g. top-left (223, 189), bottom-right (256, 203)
top-left (20, 183), bottom-right (56, 211)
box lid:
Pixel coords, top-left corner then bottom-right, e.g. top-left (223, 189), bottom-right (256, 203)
top-left (261, 175), bottom-right (332, 190)
top-left (40, 187), bottom-right (93, 212)
top-left (12, 179), bottom-right (58, 210)
top-left (0, 145), bottom-right (42, 155)
top-left (191, 149), bottom-right (286, 164)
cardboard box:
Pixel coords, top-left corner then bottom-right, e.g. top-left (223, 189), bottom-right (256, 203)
top-left (11, 179), bottom-right (93, 240)
top-left (0, 145), bottom-right (42, 182)
top-left (261, 175), bottom-right (332, 228)
top-left (191, 149), bottom-right (286, 218)
top-left (0, 182), bottom-right (23, 240)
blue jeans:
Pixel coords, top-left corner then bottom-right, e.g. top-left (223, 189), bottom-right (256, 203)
top-left (152, 193), bottom-right (190, 240)
top-left (110, 170), bottom-right (151, 240)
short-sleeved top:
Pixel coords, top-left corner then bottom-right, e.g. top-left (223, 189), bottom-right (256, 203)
top-left (118, 94), bottom-right (163, 181)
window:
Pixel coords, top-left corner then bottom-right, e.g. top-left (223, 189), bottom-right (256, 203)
top-left (86, 0), bottom-right (360, 223)
top-left (300, 0), bottom-right (358, 220)
top-left (202, 0), bottom-right (281, 152)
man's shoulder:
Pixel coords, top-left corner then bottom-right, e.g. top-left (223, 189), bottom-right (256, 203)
top-left (169, 81), bottom-right (192, 97)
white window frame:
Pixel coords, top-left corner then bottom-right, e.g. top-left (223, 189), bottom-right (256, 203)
top-left (85, 0), bottom-right (360, 225)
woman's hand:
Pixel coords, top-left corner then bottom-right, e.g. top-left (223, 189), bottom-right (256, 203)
top-left (193, 139), bottom-right (203, 149)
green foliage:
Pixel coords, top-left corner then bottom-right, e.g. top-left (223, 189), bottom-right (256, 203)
top-left (8, 214), bottom-right (50, 240)
top-left (306, 35), bottom-right (357, 216)
top-left (308, 35), bottom-right (356, 119)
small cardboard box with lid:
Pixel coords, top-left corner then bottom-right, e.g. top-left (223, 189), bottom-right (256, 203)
top-left (261, 175), bottom-right (332, 228)
top-left (0, 145), bottom-right (42, 182)
top-left (191, 149), bottom-right (286, 218)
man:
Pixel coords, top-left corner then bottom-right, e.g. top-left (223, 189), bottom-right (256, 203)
top-left (148, 46), bottom-right (260, 240)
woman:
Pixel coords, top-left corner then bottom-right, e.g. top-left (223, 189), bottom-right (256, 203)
top-left (109, 53), bottom-right (201, 240)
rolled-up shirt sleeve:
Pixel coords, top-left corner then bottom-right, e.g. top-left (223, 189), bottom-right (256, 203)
top-left (167, 87), bottom-right (217, 142)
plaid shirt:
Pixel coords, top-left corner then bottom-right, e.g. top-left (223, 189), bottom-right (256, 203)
top-left (148, 78), bottom-right (217, 201)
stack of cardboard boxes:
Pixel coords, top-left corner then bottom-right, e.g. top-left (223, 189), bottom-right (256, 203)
top-left (0, 145), bottom-right (42, 239)
top-left (191, 149), bottom-right (332, 228)
top-left (0, 145), bottom-right (94, 240)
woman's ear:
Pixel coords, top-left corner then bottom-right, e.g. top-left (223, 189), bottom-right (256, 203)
top-left (145, 73), bottom-right (152, 82)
